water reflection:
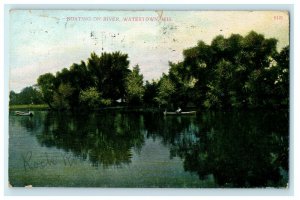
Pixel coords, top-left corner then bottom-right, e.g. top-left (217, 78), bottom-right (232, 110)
top-left (142, 111), bottom-right (288, 187)
top-left (11, 110), bottom-right (289, 187)
top-left (10, 112), bottom-right (42, 132)
top-left (163, 112), bottom-right (289, 187)
top-left (26, 112), bottom-right (145, 167)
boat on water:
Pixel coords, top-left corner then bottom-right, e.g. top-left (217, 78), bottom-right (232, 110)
top-left (163, 111), bottom-right (196, 115)
top-left (15, 111), bottom-right (33, 116)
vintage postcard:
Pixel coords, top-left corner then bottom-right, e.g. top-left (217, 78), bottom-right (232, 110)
top-left (9, 10), bottom-right (289, 188)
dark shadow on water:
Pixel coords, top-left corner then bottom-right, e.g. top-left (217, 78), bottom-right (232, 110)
top-left (10, 110), bottom-right (289, 187)
top-left (41, 112), bottom-right (145, 167)
top-left (141, 111), bottom-right (288, 187)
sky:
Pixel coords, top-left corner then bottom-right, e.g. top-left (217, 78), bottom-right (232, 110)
top-left (9, 10), bottom-right (289, 92)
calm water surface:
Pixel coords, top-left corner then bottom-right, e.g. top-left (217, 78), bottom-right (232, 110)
top-left (9, 110), bottom-right (289, 187)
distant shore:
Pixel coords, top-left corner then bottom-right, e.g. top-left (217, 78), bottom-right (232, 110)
top-left (9, 104), bottom-right (288, 113)
top-left (8, 104), bottom-right (163, 112)
top-left (9, 104), bottom-right (49, 110)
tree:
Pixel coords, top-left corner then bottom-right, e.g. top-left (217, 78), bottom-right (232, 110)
top-left (240, 34), bottom-right (279, 108)
top-left (168, 61), bottom-right (198, 107)
top-left (33, 32), bottom-right (288, 111)
top-left (55, 61), bottom-right (93, 109)
top-left (9, 87), bottom-right (43, 105)
top-left (125, 65), bottom-right (145, 105)
top-left (37, 73), bottom-right (56, 108)
top-left (204, 60), bottom-right (239, 109)
top-left (273, 45), bottom-right (289, 108)
top-left (144, 80), bottom-right (158, 107)
top-left (155, 74), bottom-right (176, 108)
top-left (87, 51), bottom-right (130, 102)
top-left (52, 83), bottom-right (75, 110)
top-left (182, 41), bottom-right (214, 107)
top-left (167, 31), bottom-right (287, 110)
top-left (9, 91), bottom-right (17, 105)
top-left (79, 87), bottom-right (112, 109)
top-left (36, 51), bottom-right (130, 110)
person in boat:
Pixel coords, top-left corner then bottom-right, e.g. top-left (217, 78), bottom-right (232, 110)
top-left (176, 107), bottom-right (182, 114)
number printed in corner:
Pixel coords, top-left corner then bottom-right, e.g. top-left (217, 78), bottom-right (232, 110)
top-left (274, 16), bottom-right (283, 20)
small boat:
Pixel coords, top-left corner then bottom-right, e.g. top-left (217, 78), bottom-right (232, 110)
top-left (15, 111), bottom-right (33, 116)
top-left (163, 111), bottom-right (196, 115)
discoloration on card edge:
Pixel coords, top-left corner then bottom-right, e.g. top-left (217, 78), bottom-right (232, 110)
top-left (25, 185), bottom-right (33, 188)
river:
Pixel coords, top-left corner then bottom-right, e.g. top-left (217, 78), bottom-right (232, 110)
top-left (9, 110), bottom-right (289, 187)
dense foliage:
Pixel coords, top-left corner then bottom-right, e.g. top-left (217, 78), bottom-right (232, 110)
top-left (164, 31), bottom-right (289, 110)
top-left (125, 65), bottom-right (145, 105)
top-left (9, 86), bottom-right (43, 105)
top-left (10, 31), bottom-right (289, 110)
top-left (35, 51), bottom-right (131, 110)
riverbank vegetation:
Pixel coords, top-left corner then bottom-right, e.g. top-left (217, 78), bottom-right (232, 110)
top-left (9, 104), bottom-right (49, 110)
top-left (9, 31), bottom-right (289, 111)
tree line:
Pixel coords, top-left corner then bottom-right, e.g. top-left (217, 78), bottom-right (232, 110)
top-left (10, 31), bottom-right (289, 110)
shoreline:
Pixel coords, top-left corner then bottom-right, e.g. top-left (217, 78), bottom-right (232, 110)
top-left (9, 104), bottom-right (50, 110)
top-left (9, 104), bottom-right (288, 113)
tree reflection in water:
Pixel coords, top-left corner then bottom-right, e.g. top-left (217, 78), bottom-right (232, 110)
top-left (10, 111), bottom-right (43, 133)
top-left (156, 111), bottom-right (289, 187)
top-left (35, 111), bottom-right (145, 167)
top-left (13, 110), bottom-right (288, 187)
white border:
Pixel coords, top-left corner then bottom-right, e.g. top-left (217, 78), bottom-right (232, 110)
top-left (1, 1), bottom-right (298, 198)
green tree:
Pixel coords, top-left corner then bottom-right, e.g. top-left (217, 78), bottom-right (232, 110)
top-left (171, 31), bottom-right (287, 110)
top-left (9, 86), bottom-right (43, 105)
top-left (37, 73), bottom-right (56, 109)
top-left (182, 41), bottom-right (213, 107)
top-left (33, 32), bottom-right (288, 111)
top-left (204, 60), bottom-right (236, 109)
top-left (9, 91), bottom-right (17, 105)
top-left (55, 61), bottom-right (93, 109)
top-left (144, 80), bottom-right (158, 107)
top-left (52, 83), bottom-right (75, 110)
top-left (168, 61), bottom-right (198, 107)
top-left (37, 51), bottom-right (130, 110)
top-left (125, 65), bottom-right (145, 105)
top-left (79, 87), bottom-right (112, 109)
top-left (87, 52), bottom-right (130, 102)
top-left (272, 45), bottom-right (289, 108)
top-left (155, 74), bottom-right (176, 108)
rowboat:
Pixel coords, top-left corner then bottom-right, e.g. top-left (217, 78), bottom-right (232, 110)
top-left (15, 111), bottom-right (33, 116)
top-left (163, 111), bottom-right (196, 115)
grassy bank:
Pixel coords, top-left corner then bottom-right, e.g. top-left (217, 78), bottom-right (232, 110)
top-left (9, 104), bottom-right (49, 110)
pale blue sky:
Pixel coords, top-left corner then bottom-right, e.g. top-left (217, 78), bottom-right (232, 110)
top-left (9, 10), bottom-right (289, 92)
